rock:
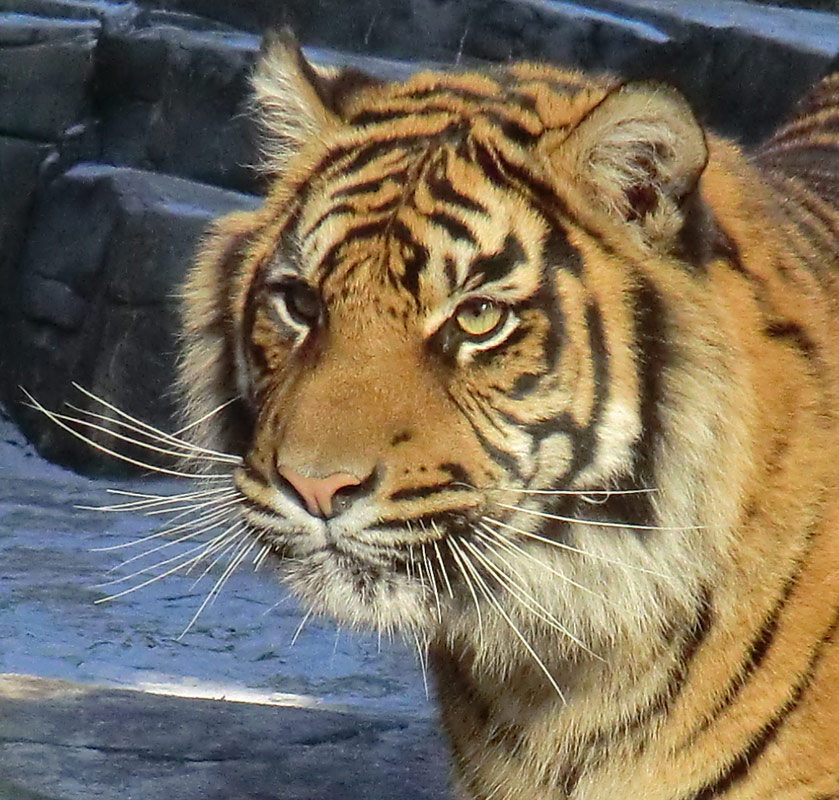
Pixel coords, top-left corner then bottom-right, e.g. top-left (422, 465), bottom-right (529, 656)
top-left (6, 164), bottom-right (259, 473)
top-left (96, 10), bottom-right (261, 193)
top-left (0, 674), bottom-right (451, 800)
top-left (0, 12), bottom-right (100, 140)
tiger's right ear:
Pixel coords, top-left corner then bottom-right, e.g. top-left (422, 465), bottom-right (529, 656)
top-left (251, 31), bottom-right (340, 174)
top-left (252, 31), bottom-right (382, 174)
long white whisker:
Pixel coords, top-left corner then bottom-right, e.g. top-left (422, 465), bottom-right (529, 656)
top-left (447, 538), bottom-right (484, 643)
top-left (420, 544), bottom-right (443, 624)
top-left (482, 515), bottom-right (671, 579)
top-left (495, 502), bottom-right (703, 533)
top-left (170, 396), bottom-right (240, 439)
top-left (65, 402), bottom-right (241, 466)
top-left (253, 542), bottom-right (272, 571)
top-left (412, 629), bottom-right (430, 700)
top-left (44, 403), bottom-right (230, 467)
top-left (179, 527), bottom-right (254, 638)
top-left (78, 486), bottom-right (234, 513)
top-left (71, 382), bottom-right (242, 463)
top-left (450, 537), bottom-right (566, 702)
top-left (461, 536), bottom-right (598, 658)
top-left (476, 522), bottom-right (614, 607)
top-left (22, 390), bottom-right (227, 480)
top-left (92, 497), bottom-right (241, 553)
top-left (93, 540), bottom-right (223, 602)
top-left (290, 609), bottom-right (314, 647)
top-left (431, 524), bottom-right (455, 599)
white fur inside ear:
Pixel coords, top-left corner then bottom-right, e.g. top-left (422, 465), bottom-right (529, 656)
top-left (550, 84), bottom-right (707, 244)
top-left (251, 36), bottom-right (340, 174)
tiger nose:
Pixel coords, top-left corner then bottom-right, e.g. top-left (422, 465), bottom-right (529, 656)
top-left (278, 465), bottom-right (364, 519)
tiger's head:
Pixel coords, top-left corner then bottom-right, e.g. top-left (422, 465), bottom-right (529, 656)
top-left (181, 34), bottom-right (749, 664)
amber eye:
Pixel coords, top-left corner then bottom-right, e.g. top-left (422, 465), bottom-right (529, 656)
top-left (455, 299), bottom-right (506, 339)
top-left (268, 279), bottom-right (321, 327)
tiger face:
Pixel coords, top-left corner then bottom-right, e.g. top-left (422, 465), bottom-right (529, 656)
top-left (183, 36), bottom-right (734, 661)
top-left (177, 33), bottom-right (839, 800)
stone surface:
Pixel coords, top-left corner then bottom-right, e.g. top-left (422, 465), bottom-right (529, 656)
top-left (0, 13), bottom-right (100, 140)
top-left (0, 674), bottom-right (450, 800)
top-left (6, 164), bottom-right (260, 472)
top-left (96, 11), bottom-right (262, 193)
top-left (0, 416), bottom-right (444, 799)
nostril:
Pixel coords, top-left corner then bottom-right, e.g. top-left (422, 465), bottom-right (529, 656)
top-left (278, 465), bottom-right (375, 519)
top-left (332, 467), bottom-right (377, 514)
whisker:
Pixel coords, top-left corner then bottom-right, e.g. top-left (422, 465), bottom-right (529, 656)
top-left (65, 402), bottom-right (241, 467)
top-left (93, 540), bottom-right (223, 602)
top-left (22, 390), bottom-right (228, 480)
top-left (495, 502), bottom-right (704, 533)
top-left (481, 515), bottom-right (671, 579)
top-left (450, 537), bottom-right (566, 702)
top-left (77, 486), bottom-right (234, 513)
top-left (290, 608), bottom-right (314, 646)
top-left (43, 403), bottom-right (230, 467)
top-left (461, 536), bottom-right (599, 658)
top-left (475, 523), bottom-right (614, 607)
top-left (446, 537), bottom-right (484, 643)
top-left (411, 629), bottom-right (430, 701)
top-left (253, 542), bottom-right (273, 571)
top-left (179, 528), bottom-right (255, 638)
top-left (431, 524), bottom-right (455, 600)
top-left (91, 497), bottom-right (241, 553)
top-left (71, 382), bottom-right (241, 463)
top-left (170, 395), bottom-right (240, 439)
top-left (420, 544), bottom-right (443, 624)
top-left (185, 522), bottom-right (249, 585)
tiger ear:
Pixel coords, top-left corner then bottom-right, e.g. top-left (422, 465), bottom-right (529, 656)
top-left (251, 31), bottom-right (382, 174)
top-left (543, 82), bottom-right (708, 247)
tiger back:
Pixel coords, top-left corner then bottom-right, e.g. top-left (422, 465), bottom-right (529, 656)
top-left (180, 35), bottom-right (839, 799)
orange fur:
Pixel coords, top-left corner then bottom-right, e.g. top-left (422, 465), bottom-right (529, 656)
top-left (180, 37), bottom-right (839, 799)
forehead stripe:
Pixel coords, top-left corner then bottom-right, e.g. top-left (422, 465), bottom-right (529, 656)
top-left (466, 234), bottom-right (526, 289)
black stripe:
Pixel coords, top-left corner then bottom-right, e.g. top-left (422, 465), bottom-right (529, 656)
top-left (471, 325), bottom-right (530, 366)
top-left (764, 320), bottom-right (817, 360)
top-left (485, 111), bottom-right (540, 146)
top-left (429, 211), bottom-right (476, 243)
top-left (425, 161), bottom-right (487, 215)
top-left (679, 574), bottom-right (800, 751)
top-left (388, 482), bottom-right (473, 502)
top-left (466, 234), bottom-right (526, 288)
top-left (689, 604), bottom-right (839, 800)
top-left (316, 220), bottom-right (390, 284)
top-left (542, 224), bottom-right (583, 277)
top-left (332, 177), bottom-right (385, 197)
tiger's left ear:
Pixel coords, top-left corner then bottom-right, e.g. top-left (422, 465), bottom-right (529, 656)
top-left (542, 82), bottom-right (708, 247)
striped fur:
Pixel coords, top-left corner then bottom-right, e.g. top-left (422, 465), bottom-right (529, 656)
top-left (180, 35), bottom-right (839, 800)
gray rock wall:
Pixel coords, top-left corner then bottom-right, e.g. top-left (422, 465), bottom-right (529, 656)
top-left (1, 0), bottom-right (838, 472)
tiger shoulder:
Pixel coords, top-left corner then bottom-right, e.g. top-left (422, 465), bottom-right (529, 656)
top-left (180, 35), bottom-right (839, 800)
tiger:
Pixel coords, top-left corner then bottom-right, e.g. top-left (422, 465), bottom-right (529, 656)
top-left (178, 31), bottom-right (839, 800)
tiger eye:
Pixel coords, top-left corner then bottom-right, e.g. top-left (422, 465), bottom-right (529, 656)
top-left (268, 279), bottom-right (321, 326)
top-left (455, 299), bottom-right (505, 339)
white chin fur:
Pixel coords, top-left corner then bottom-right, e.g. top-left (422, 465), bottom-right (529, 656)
top-left (281, 550), bottom-right (434, 634)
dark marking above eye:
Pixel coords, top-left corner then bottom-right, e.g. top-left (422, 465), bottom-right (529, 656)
top-left (467, 234), bottom-right (526, 287)
top-left (543, 225), bottom-right (583, 276)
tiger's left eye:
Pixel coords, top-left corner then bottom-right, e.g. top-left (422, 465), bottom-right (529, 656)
top-left (455, 299), bottom-right (506, 339)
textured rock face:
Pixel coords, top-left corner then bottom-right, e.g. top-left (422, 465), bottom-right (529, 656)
top-left (1, 0), bottom-right (839, 472)
top-left (7, 165), bottom-right (259, 472)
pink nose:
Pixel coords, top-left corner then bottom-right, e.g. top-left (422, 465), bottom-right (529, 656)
top-left (278, 465), bottom-right (362, 518)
